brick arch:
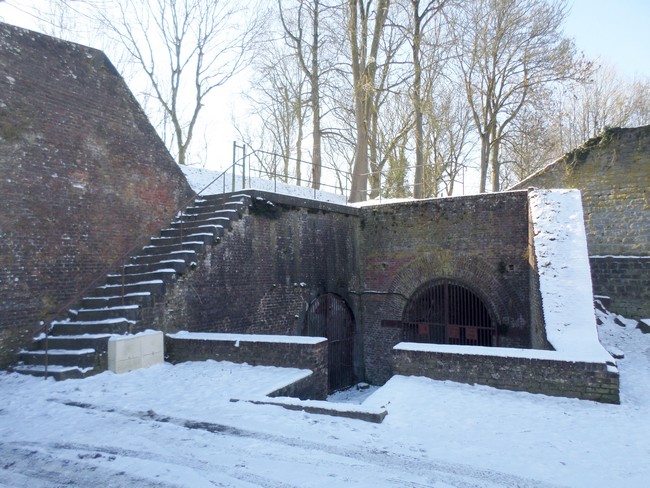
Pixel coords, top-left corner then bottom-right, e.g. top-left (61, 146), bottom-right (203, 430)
top-left (382, 251), bottom-right (528, 340)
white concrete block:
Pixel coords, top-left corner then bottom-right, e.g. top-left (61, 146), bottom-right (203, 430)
top-left (108, 331), bottom-right (164, 374)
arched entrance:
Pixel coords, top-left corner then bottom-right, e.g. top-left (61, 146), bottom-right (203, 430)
top-left (304, 293), bottom-right (355, 392)
top-left (402, 279), bottom-right (496, 346)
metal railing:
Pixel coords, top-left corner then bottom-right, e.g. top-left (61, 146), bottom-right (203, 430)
top-left (223, 142), bottom-right (466, 204)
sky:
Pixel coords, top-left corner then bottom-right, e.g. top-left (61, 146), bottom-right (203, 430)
top-left (563, 0), bottom-right (650, 79)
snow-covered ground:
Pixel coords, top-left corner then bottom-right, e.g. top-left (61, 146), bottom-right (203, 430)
top-left (1, 306), bottom-right (649, 487)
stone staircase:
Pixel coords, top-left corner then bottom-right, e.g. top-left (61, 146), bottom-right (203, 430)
top-left (13, 193), bottom-right (252, 380)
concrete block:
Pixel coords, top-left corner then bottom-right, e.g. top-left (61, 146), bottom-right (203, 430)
top-left (108, 331), bottom-right (164, 374)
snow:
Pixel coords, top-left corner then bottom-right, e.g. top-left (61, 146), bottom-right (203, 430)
top-left (181, 165), bottom-right (347, 204)
top-left (529, 189), bottom-right (613, 364)
top-left (19, 348), bottom-right (95, 356)
top-left (1, 307), bottom-right (649, 487)
top-left (393, 342), bottom-right (610, 363)
top-left (99, 279), bottom-right (164, 288)
top-left (169, 331), bottom-right (327, 345)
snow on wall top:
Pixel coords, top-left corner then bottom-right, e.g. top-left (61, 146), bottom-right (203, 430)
top-left (529, 189), bottom-right (612, 364)
top-left (168, 331), bottom-right (327, 345)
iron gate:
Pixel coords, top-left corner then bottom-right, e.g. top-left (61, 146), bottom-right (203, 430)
top-left (304, 293), bottom-right (355, 392)
top-left (402, 279), bottom-right (496, 346)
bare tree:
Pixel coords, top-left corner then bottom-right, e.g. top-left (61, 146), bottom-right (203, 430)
top-left (279, 0), bottom-right (330, 189)
top-left (348, 0), bottom-right (391, 202)
top-left (95, 0), bottom-right (265, 166)
top-left (450, 0), bottom-right (588, 192)
top-left (240, 42), bottom-right (308, 184)
top-left (399, 0), bottom-right (446, 198)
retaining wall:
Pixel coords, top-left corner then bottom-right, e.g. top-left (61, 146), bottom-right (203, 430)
top-left (393, 344), bottom-right (619, 404)
top-left (590, 256), bottom-right (650, 319)
top-left (165, 332), bottom-right (329, 399)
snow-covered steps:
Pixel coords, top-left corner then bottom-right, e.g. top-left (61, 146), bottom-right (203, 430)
top-left (161, 223), bottom-right (225, 239)
top-left (150, 232), bottom-right (216, 246)
top-left (130, 250), bottom-right (197, 266)
top-left (50, 318), bottom-right (135, 336)
top-left (121, 259), bottom-right (187, 275)
top-left (141, 240), bottom-right (206, 256)
top-left (33, 333), bottom-right (112, 352)
top-left (18, 348), bottom-right (96, 368)
top-left (91, 280), bottom-right (166, 300)
top-left (105, 269), bottom-right (178, 287)
top-left (12, 364), bottom-right (96, 381)
top-left (81, 292), bottom-right (153, 310)
top-left (72, 304), bottom-right (141, 322)
top-left (13, 192), bottom-right (252, 380)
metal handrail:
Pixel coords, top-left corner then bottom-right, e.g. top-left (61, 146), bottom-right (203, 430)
top-left (228, 143), bottom-right (466, 203)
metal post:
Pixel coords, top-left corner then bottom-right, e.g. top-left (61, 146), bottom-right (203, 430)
top-left (232, 141), bottom-right (236, 192)
top-left (43, 321), bottom-right (48, 380)
top-left (242, 144), bottom-right (247, 189)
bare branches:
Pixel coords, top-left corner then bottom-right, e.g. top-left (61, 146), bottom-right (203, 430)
top-left (94, 0), bottom-right (266, 165)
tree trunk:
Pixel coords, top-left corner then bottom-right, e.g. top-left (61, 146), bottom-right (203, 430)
top-left (478, 132), bottom-right (489, 193)
top-left (412, 1), bottom-right (424, 199)
top-left (310, 0), bottom-right (322, 189)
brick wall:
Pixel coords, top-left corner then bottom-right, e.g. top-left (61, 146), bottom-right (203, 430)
top-left (358, 191), bottom-right (534, 384)
top-left (512, 126), bottom-right (650, 318)
top-left (393, 346), bottom-right (619, 404)
top-left (158, 191), bottom-right (362, 377)
top-left (0, 23), bottom-right (194, 368)
top-left (165, 333), bottom-right (328, 399)
top-left (590, 257), bottom-right (650, 318)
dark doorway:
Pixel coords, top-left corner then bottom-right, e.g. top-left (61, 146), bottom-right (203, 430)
top-left (304, 293), bottom-right (355, 392)
top-left (402, 279), bottom-right (496, 346)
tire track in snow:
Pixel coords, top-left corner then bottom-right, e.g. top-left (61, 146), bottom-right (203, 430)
top-left (0, 443), bottom-right (175, 488)
top-left (49, 399), bottom-right (565, 488)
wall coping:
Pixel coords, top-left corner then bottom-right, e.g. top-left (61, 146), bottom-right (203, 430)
top-left (167, 331), bottom-right (327, 345)
top-left (393, 342), bottom-right (616, 367)
top-left (222, 189), bottom-right (361, 216)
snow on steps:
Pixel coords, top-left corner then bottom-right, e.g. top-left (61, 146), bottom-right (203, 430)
top-left (15, 193), bottom-right (252, 379)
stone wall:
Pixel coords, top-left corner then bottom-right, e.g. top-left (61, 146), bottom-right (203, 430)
top-left (512, 126), bottom-right (649, 319)
top-left (590, 257), bottom-right (650, 318)
top-left (165, 333), bottom-right (328, 399)
top-left (358, 191), bottom-right (534, 384)
top-left (393, 345), bottom-right (619, 404)
top-left (0, 23), bottom-right (194, 368)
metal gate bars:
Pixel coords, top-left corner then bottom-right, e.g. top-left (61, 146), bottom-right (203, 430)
top-left (402, 279), bottom-right (496, 346)
top-left (304, 293), bottom-right (355, 392)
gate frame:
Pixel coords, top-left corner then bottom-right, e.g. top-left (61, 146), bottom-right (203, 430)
top-left (401, 278), bottom-right (498, 347)
top-left (303, 293), bottom-right (357, 393)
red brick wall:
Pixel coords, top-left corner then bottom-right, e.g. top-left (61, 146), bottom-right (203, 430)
top-left (0, 23), bottom-right (194, 367)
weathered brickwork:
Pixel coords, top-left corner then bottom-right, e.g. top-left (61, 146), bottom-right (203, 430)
top-left (358, 191), bottom-right (534, 384)
top-left (590, 257), bottom-right (650, 318)
top-left (512, 126), bottom-right (649, 318)
top-left (165, 334), bottom-right (328, 399)
top-left (0, 23), bottom-right (194, 368)
top-left (158, 191), bottom-right (363, 377)
top-left (393, 347), bottom-right (619, 404)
